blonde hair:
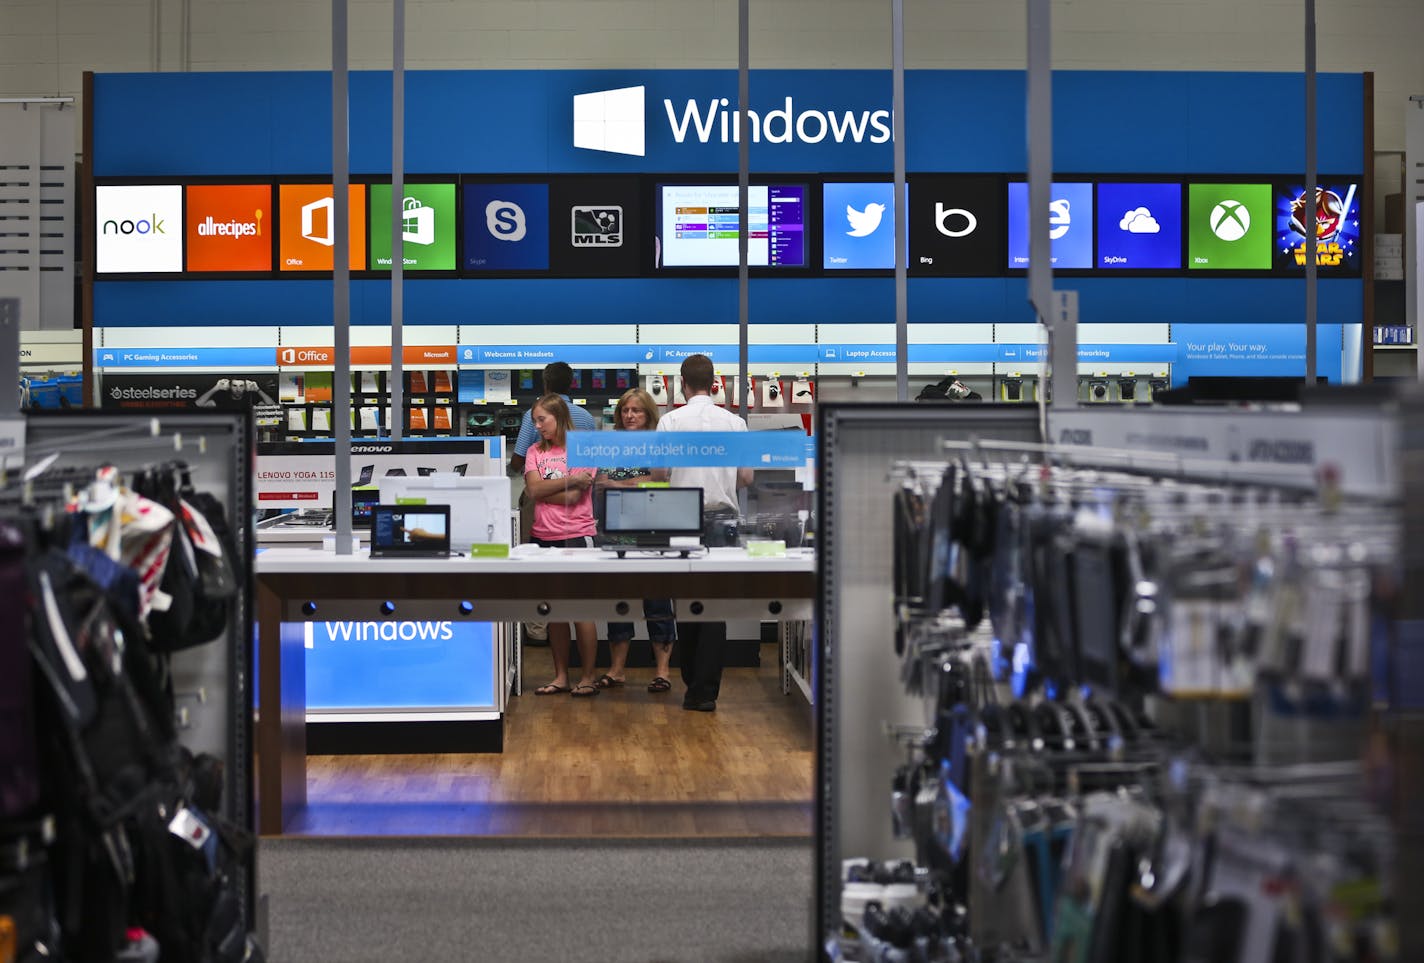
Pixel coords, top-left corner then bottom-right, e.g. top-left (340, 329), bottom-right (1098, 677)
top-left (532, 393), bottom-right (574, 450)
top-left (614, 388), bottom-right (660, 431)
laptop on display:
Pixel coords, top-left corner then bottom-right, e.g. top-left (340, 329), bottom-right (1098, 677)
top-left (369, 505), bottom-right (453, 558)
top-left (349, 488), bottom-right (382, 529)
top-left (597, 487), bottom-right (704, 556)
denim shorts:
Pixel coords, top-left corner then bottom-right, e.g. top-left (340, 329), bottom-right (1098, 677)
top-left (532, 535), bottom-right (594, 549)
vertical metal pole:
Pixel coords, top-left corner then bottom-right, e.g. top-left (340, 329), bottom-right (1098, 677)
top-left (1304, 0), bottom-right (1318, 385)
top-left (332, 0), bottom-right (353, 554)
top-left (1028, 0), bottom-right (1071, 408)
top-left (1411, 100), bottom-right (1424, 380)
top-left (892, 0), bottom-right (908, 402)
top-left (0, 299), bottom-right (18, 418)
top-left (737, 0), bottom-right (749, 420)
top-left (390, 0), bottom-right (405, 440)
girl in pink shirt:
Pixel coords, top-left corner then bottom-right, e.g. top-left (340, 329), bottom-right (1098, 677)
top-left (524, 394), bottom-right (602, 697)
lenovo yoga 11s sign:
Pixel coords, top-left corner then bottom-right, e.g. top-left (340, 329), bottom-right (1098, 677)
top-left (95, 184), bottom-right (183, 273)
top-left (462, 182), bottom-right (550, 271)
top-left (185, 184), bottom-right (272, 272)
top-left (277, 184), bottom-right (367, 271)
top-left (369, 183), bottom-right (457, 271)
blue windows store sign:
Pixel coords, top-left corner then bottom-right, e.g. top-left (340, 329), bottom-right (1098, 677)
top-left (92, 70), bottom-right (1363, 178)
top-left (283, 620), bottom-right (497, 712)
top-left (91, 69), bottom-right (1364, 381)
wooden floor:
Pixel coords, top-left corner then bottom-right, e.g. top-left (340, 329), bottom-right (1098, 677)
top-left (288, 644), bottom-right (815, 838)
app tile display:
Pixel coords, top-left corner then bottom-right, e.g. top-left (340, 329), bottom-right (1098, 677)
top-left (369, 183), bottom-right (457, 271)
top-left (185, 184), bottom-right (272, 272)
top-left (462, 183), bottom-right (550, 271)
top-left (907, 174), bottom-right (1003, 277)
top-left (1007, 182), bottom-right (1093, 269)
top-left (1095, 183), bottom-right (1182, 270)
top-left (277, 184), bottom-right (367, 272)
top-left (96, 184), bottom-right (183, 273)
top-left (1273, 182), bottom-right (1361, 274)
top-left (823, 181), bottom-right (900, 270)
top-left (1187, 183), bottom-right (1271, 270)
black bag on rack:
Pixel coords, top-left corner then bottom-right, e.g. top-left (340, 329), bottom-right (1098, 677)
top-left (131, 464), bottom-right (238, 652)
top-left (0, 520), bottom-right (39, 820)
top-left (175, 481), bottom-right (239, 650)
top-left (129, 748), bottom-right (257, 963)
top-left (65, 523), bottom-right (178, 744)
top-left (27, 548), bottom-right (175, 960)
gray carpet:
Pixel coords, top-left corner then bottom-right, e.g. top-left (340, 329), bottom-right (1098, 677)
top-left (257, 837), bottom-right (815, 963)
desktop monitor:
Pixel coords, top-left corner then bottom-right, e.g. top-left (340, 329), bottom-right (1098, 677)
top-left (600, 487), bottom-right (704, 549)
top-left (378, 473), bottom-right (511, 550)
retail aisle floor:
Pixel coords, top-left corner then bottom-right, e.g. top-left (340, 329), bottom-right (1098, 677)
top-left (258, 836), bottom-right (813, 962)
top-left (292, 645), bottom-right (815, 836)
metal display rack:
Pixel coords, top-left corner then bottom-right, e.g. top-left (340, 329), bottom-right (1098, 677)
top-left (813, 396), bottom-right (1405, 958)
top-left (22, 409), bottom-right (258, 931)
top-left (813, 403), bottom-right (1042, 947)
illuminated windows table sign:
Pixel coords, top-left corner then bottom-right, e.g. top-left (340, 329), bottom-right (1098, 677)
top-left (283, 619), bottom-right (498, 715)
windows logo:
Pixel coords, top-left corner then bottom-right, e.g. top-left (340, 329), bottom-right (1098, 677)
top-left (1209, 200), bottom-right (1251, 242)
top-left (573, 86), bottom-right (645, 157)
top-left (401, 197), bottom-right (435, 246)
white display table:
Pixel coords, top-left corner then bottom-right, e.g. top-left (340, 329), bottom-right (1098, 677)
top-left (254, 545), bottom-right (816, 833)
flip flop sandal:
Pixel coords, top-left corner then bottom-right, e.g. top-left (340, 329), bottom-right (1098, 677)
top-left (647, 676), bottom-right (672, 693)
top-left (570, 683), bottom-right (601, 697)
top-left (534, 683), bottom-right (572, 696)
top-left (594, 674), bottom-right (626, 689)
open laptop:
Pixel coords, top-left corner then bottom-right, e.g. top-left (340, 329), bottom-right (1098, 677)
top-left (597, 487), bottom-right (704, 556)
top-left (349, 488), bottom-right (382, 529)
top-left (369, 504), bottom-right (453, 558)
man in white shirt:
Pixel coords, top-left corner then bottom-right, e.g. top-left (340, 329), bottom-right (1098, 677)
top-left (655, 354), bottom-right (753, 712)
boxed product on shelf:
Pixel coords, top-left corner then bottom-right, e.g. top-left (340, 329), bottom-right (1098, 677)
top-left (280, 373), bottom-right (304, 403)
top-left (303, 372), bottom-right (333, 403)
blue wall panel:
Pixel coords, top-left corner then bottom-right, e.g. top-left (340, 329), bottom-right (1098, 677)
top-left (91, 69), bottom-right (1364, 351)
top-left (94, 280), bottom-right (334, 327)
top-left (94, 69), bottom-right (1363, 177)
top-left (1068, 278), bottom-right (1192, 326)
top-left (910, 278), bottom-right (1023, 326)
top-left (904, 71), bottom-right (1027, 172)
